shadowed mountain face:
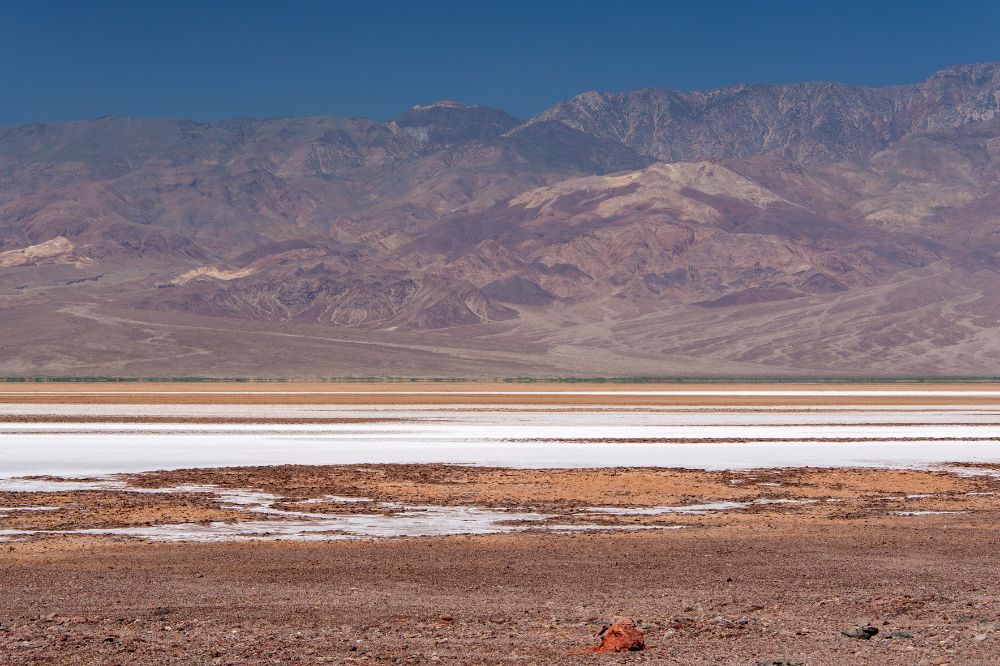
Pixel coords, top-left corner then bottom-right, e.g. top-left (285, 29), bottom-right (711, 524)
top-left (3, 63), bottom-right (1000, 377)
top-left (529, 62), bottom-right (1000, 165)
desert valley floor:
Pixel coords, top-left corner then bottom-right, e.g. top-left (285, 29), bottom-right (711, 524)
top-left (3, 383), bottom-right (1000, 664)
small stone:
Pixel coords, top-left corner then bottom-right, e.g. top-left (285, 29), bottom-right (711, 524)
top-left (974, 634), bottom-right (988, 642)
top-left (888, 630), bottom-right (914, 639)
top-left (843, 624), bottom-right (879, 640)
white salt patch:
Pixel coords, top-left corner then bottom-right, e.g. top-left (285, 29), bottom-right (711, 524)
top-left (584, 497), bottom-right (817, 516)
top-left (753, 498), bottom-right (818, 505)
top-left (0, 398), bottom-right (982, 544)
top-left (4, 403), bottom-right (1000, 479)
top-left (890, 511), bottom-right (964, 516)
top-left (4, 433), bottom-right (1000, 477)
top-left (5, 405), bottom-right (1000, 426)
top-left (4, 421), bottom-right (1000, 442)
top-left (0, 477), bottom-right (686, 542)
top-left (937, 465), bottom-right (1000, 479)
top-left (5, 404), bottom-right (1000, 425)
top-left (297, 495), bottom-right (374, 504)
top-left (585, 501), bottom-right (748, 515)
top-left (0, 465), bottom-right (719, 541)
top-left (0, 478), bottom-right (125, 492)
top-left (68, 506), bottom-right (552, 541)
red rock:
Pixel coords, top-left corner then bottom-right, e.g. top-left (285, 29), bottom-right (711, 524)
top-left (592, 618), bottom-right (645, 653)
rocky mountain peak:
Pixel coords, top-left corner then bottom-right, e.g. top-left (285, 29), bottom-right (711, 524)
top-left (524, 62), bottom-right (1000, 165)
top-left (923, 61), bottom-right (1000, 85)
top-left (410, 100), bottom-right (478, 111)
top-left (391, 101), bottom-right (520, 147)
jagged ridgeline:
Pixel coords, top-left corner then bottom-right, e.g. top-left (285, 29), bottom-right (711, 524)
top-left (2, 63), bottom-right (1000, 375)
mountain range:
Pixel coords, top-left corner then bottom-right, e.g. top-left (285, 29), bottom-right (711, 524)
top-left (3, 62), bottom-right (1000, 377)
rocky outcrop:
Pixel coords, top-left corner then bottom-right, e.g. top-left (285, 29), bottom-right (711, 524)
top-left (146, 270), bottom-right (516, 330)
top-left (592, 618), bottom-right (645, 653)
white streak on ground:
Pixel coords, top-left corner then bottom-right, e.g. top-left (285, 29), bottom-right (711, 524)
top-left (0, 480), bottom-right (681, 542)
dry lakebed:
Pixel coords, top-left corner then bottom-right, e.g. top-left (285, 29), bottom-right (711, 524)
top-left (3, 382), bottom-right (1000, 664)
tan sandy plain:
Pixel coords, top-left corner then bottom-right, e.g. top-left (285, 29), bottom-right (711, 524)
top-left (5, 381), bottom-right (1000, 406)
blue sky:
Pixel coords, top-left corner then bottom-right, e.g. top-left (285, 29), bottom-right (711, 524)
top-left (1, 0), bottom-right (999, 124)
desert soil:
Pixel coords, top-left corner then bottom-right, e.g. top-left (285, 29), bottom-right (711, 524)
top-left (3, 383), bottom-right (1000, 663)
top-left (3, 464), bottom-right (1000, 664)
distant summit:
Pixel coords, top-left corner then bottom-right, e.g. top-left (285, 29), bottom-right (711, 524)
top-left (392, 100), bottom-right (519, 146)
top-left (409, 100), bottom-right (478, 111)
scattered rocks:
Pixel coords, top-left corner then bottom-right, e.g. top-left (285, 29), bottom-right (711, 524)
top-left (843, 624), bottom-right (879, 640)
top-left (592, 617), bottom-right (645, 653)
top-left (759, 660), bottom-right (804, 666)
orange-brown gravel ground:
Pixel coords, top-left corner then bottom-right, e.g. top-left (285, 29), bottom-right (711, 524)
top-left (3, 464), bottom-right (1000, 664)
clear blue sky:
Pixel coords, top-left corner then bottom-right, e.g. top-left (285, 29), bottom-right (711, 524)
top-left (2, 0), bottom-right (999, 125)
